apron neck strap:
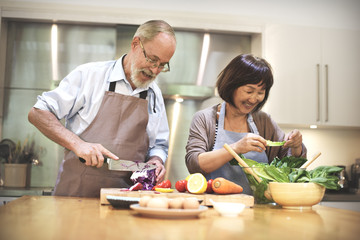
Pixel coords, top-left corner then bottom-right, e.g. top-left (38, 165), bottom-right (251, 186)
top-left (139, 90), bottom-right (148, 99)
top-left (109, 81), bottom-right (116, 92)
top-left (108, 82), bottom-right (152, 111)
top-left (109, 82), bottom-right (147, 99)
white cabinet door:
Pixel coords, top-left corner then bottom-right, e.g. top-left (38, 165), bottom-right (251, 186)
top-left (263, 24), bottom-right (360, 128)
top-left (263, 24), bottom-right (321, 126)
top-left (321, 29), bottom-right (360, 127)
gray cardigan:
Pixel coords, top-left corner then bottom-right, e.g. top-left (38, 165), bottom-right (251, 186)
top-left (185, 104), bottom-right (307, 175)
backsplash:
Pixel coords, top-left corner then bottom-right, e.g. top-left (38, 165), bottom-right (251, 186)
top-left (282, 127), bottom-right (360, 177)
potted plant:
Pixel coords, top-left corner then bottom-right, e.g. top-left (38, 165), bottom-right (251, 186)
top-left (0, 137), bottom-right (41, 188)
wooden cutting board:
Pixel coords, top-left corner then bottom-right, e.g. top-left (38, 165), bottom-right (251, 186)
top-left (100, 188), bottom-right (254, 207)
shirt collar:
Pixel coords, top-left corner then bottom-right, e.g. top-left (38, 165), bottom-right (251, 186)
top-left (108, 55), bottom-right (127, 83)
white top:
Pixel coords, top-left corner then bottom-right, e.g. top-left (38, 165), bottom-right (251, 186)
top-left (34, 55), bottom-right (169, 162)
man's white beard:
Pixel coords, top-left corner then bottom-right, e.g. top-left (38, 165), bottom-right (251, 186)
top-left (131, 63), bottom-right (156, 89)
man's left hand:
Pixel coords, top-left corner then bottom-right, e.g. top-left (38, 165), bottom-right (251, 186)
top-left (147, 156), bottom-right (166, 183)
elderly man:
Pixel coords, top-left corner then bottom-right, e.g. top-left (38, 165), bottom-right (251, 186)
top-left (28, 20), bottom-right (177, 197)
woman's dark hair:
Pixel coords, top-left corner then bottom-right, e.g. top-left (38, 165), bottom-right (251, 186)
top-left (216, 54), bottom-right (274, 112)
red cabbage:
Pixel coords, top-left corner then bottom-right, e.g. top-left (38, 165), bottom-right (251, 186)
top-left (130, 169), bottom-right (156, 190)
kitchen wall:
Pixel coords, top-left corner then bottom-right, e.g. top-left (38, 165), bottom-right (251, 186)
top-left (0, 0), bottom-right (359, 186)
top-left (283, 128), bottom-right (360, 172)
top-left (0, 21), bottom-right (117, 187)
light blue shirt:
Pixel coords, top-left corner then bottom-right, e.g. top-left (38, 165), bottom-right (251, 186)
top-left (34, 55), bottom-right (169, 162)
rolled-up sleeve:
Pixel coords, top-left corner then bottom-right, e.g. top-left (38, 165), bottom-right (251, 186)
top-left (32, 61), bottom-right (114, 135)
top-left (34, 70), bottom-right (83, 120)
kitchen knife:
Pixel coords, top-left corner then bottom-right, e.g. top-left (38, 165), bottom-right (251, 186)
top-left (79, 157), bottom-right (156, 171)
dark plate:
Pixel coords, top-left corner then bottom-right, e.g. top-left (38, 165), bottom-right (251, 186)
top-left (107, 195), bottom-right (140, 209)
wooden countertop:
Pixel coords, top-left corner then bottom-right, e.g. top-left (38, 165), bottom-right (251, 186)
top-left (0, 196), bottom-right (359, 240)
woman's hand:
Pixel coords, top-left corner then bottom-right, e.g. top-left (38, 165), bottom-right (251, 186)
top-left (231, 133), bottom-right (267, 154)
top-left (284, 129), bottom-right (303, 157)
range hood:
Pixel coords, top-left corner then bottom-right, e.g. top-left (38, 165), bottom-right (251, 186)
top-left (160, 84), bottom-right (214, 100)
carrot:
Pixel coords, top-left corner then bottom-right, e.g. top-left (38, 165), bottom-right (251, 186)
top-left (211, 177), bottom-right (243, 194)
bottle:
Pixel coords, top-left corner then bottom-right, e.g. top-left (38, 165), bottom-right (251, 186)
top-left (350, 159), bottom-right (360, 192)
top-left (337, 165), bottom-right (349, 193)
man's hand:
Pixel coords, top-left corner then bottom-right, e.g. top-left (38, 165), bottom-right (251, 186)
top-left (28, 108), bottom-right (119, 168)
top-left (75, 142), bottom-right (118, 168)
top-left (146, 156), bottom-right (166, 183)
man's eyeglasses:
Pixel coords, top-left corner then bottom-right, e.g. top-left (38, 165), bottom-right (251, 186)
top-left (139, 40), bottom-right (170, 72)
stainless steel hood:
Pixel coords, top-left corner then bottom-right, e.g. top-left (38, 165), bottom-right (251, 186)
top-left (160, 84), bottom-right (214, 100)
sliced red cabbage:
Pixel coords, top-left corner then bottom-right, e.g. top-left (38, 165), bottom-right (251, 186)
top-left (130, 169), bottom-right (156, 190)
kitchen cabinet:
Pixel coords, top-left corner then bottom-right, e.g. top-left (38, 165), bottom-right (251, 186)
top-left (263, 24), bottom-right (360, 128)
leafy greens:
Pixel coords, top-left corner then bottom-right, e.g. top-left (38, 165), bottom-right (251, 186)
top-left (230, 155), bottom-right (342, 190)
top-left (266, 140), bottom-right (286, 146)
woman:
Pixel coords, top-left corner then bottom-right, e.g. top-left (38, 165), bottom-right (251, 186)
top-left (185, 54), bottom-right (306, 195)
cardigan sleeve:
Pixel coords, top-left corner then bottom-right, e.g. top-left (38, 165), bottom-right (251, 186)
top-left (185, 105), bottom-right (218, 175)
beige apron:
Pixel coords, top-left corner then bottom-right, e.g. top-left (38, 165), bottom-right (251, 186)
top-left (54, 82), bottom-right (149, 197)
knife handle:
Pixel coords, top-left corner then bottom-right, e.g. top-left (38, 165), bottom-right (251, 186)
top-left (79, 157), bottom-right (108, 163)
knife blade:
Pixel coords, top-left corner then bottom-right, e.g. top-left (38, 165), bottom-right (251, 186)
top-left (79, 157), bottom-right (156, 171)
top-left (108, 159), bottom-right (157, 172)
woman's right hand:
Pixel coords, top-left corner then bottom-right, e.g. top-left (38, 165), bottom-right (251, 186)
top-left (230, 133), bottom-right (267, 154)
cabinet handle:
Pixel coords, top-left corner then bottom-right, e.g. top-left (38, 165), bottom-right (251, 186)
top-left (316, 64), bottom-right (320, 122)
top-left (325, 64), bottom-right (329, 122)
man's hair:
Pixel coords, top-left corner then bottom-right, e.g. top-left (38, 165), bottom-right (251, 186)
top-left (134, 20), bottom-right (176, 43)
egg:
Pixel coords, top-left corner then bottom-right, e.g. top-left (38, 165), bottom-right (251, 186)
top-left (169, 197), bottom-right (185, 209)
top-left (183, 197), bottom-right (200, 209)
top-left (139, 195), bottom-right (152, 207)
top-left (146, 197), bottom-right (169, 209)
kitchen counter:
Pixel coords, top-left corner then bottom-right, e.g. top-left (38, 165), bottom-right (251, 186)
top-left (320, 192), bottom-right (360, 212)
top-left (0, 187), bottom-right (54, 205)
top-left (323, 192), bottom-right (360, 202)
top-left (0, 186), bottom-right (53, 197)
top-left (1, 196), bottom-right (359, 240)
